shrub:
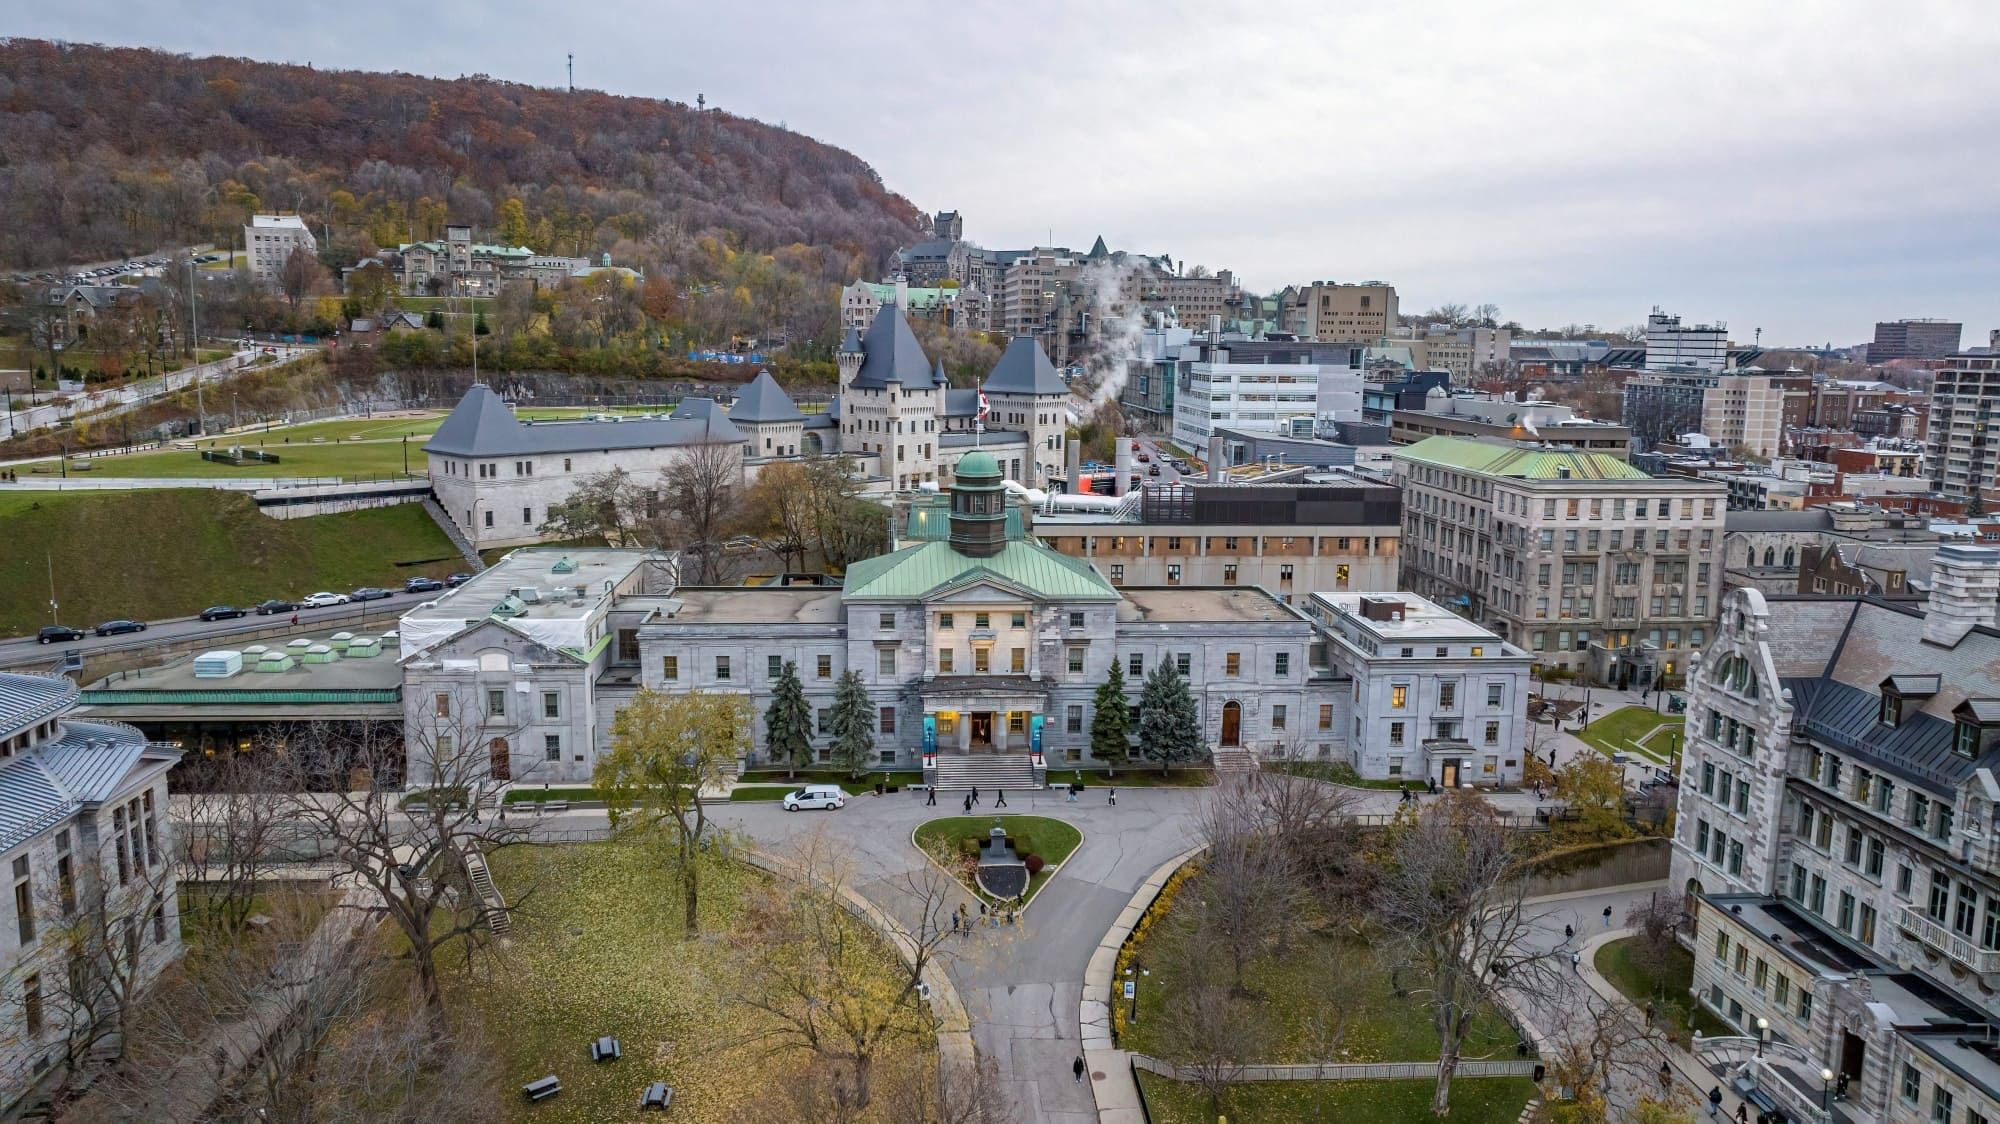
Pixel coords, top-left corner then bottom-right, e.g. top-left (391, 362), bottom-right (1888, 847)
top-left (959, 837), bottom-right (983, 859)
top-left (1024, 854), bottom-right (1045, 874)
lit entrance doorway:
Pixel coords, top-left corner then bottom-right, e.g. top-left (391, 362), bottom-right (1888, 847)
top-left (970, 712), bottom-right (994, 749)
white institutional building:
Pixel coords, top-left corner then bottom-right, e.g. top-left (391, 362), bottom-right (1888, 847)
top-left (244, 214), bottom-right (318, 283)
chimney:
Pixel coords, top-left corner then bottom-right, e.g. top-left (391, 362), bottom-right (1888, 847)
top-left (1114, 440), bottom-right (1132, 497)
top-left (1065, 438), bottom-right (1081, 494)
top-left (1207, 435), bottom-right (1225, 484)
top-left (1922, 544), bottom-right (2000, 648)
top-left (894, 276), bottom-right (908, 309)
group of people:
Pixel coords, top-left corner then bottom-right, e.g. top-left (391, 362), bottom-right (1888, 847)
top-left (949, 897), bottom-right (1017, 935)
top-left (922, 783), bottom-right (1117, 807)
top-left (1397, 777), bottom-right (1441, 805)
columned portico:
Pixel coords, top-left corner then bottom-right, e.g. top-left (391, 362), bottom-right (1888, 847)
top-left (921, 676), bottom-right (1048, 754)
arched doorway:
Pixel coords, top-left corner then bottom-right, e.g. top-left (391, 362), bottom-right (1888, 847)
top-left (489, 737), bottom-right (512, 782)
top-left (1684, 877), bottom-right (1704, 929)
top-left (1220, 701), bottom-right (1241, 747)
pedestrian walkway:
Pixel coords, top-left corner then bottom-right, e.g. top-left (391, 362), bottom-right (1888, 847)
top-left (1574, 927), bottom-right (1760, 1121)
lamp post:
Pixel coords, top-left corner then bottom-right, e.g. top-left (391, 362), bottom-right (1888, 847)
top-left (1124, 966), bottom-right (1147, 1025)
top-left (1821, 1067), bottom-right (1835, 1112)
top-left (1755, 1016), bottom-right (1769, 1058)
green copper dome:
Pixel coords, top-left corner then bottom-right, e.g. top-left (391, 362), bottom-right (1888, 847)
top-left (955, 450), bottom-right (1001, 482)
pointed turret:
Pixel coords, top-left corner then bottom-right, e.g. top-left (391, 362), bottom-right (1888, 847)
top-left (933, 359), bottom-right (949, 388)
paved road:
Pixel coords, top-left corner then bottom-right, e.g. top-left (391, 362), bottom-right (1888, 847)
top-left (5, 348), bottom-right (261, 438)
top-left (0, 598), bottom-right (416, 670)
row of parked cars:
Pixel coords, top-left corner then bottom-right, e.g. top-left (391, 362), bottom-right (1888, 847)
top-left (9, 255), bottom-right (226, 287)
top-left (34, 573), bottom-right (472, 644)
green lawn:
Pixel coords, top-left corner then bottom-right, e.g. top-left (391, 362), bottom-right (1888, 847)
top-left (1575, 706), bottom-right (1681, 764)
top-left (914, 814), bottom-right (1081, 905)
top-left (737, 769), bottom-right (925, 787)
top-left (1595, 936), bottom-right (1733, 1042)
top-left (476, 840), bottom-right (928, 1124)
top-left (70, 438), bottom-right (421, 480)
top-left (0, 490), bottom-right (461, 634)
top-left (1266, 761), bottom-right (1408, 791)
top-left (228, 413), bottom-right (447, 443)
top-left (1136, 1072), bottom-right (1537, 1124)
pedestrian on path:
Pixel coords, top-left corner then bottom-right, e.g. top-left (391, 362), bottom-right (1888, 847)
top-left (1571, 950), bottom-right (1581, 973)
top-left (1736, 1103), bottom-right (1748, 1123)
top-left (1073, 1055), bottom-right (1086, 1083)
top-left (1563, 923), bottom-right (1574, 944)
top-left (289, 613), bottom-right (299, 627)
top-left (1427, 776), bottom-right (1438, 795)
top-left (1107, 788), bottom-right (1116, 806)
top-left (926, 786), bottom-right (937, 806)
top-left (970, 786), bottom-right (980, 807)
top-left (1549, 748), bottom-right (1558, 768)
top-left (963, 793), bottom-right (973, 815)
top-left (995, 789), bottom-right (1007, 808)
top-left (1708, 1086), bottom-right (1723, 1117)
top-left (1603, 905), bottom-right (1614, 928)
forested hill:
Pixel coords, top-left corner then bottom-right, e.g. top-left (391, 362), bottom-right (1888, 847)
top-left (0, 38), bottom-right (925, 274)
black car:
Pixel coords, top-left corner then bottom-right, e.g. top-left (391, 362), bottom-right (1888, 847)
top-left (349, 587), bottom-right (394, 602)
top-left (37, 625), bottom-right (85, 644)
top-left (253, 599), bottom-right (297, 615)
top-left (445, 572), bottom-right (473, 587)
top-left (404, 576), bottom-right (446, 593)
top-left (94, 619), bottom-right (146, 637)
top-left (199, 606), bottom-right (247, 622)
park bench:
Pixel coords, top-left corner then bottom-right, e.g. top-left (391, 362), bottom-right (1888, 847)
top-left (592, 1036), bottom-right (621, 1062)
top-left (522, 1075), bottom-right (561, 1102)
top-left (640, 1082), bottom-right (673, 1110)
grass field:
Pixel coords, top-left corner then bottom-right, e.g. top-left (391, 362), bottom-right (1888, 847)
top-left (0, 490), bottom-right (462, 634)
top-left (63, 439), bottom-right (421, 480)
top-left (1136, 1071), bottom-right (1537, 1124)
top-left (914, 814), bottom-right (1081, 905)
top-left (1266, 760), bottom-right (1409, 790)
top-left (224, 413), bottom-right (447, 443)
top-left (1595, 935), bottom-right (1733, 1042)
top-left (1575, 706), bottom-right (1682, 764)
top-left (475, 841), bottom-right (928, 1124)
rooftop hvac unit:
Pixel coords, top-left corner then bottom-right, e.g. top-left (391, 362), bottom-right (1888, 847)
top-left (193, 651), bottom-right (243, 679)
top-left (512, 587), bottom-right (543, 603)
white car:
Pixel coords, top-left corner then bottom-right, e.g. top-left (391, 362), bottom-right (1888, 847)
top-left (782, 785), bottom-right (847, 812)
top-left (299, 591), bottom-right (351, 608)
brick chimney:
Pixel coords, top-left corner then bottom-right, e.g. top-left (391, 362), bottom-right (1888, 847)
top-left (1922, 544), bottom-right (2000, 648)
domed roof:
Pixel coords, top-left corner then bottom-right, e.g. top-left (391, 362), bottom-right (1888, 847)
top-left (955, 450), bottom-right (1001, 481)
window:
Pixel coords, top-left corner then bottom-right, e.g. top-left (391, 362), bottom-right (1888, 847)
top-left (875, 648), bottom-right (897, 677)
top-left (1275, 652), bottom-right (1290, 676)
top-left (1011, 612), bottom-right (1027, 630)
top-left (1438, 682), bottom-right (1456, 709)
top-left (434, 692), bottom-right (450, 718)
top-left (812, 654), bottom-right (830, 679)
top-left (1932, 1087), bottom-right (1954, 1123)
top-left (1485, 720), bottom-right (1500, 745)
top-left (1166, 564), bottom-right (1181, 584)
top-left (1223, 564), bottom-right (1238, 585)
top-left (940, 613), bottom-right (955, 630)
top-left (1129, 652), bottom-right (1144, 677)
top-left (1902, 1063), bottom-right (1923, 1104)
top-left (1176, 652), bottom-right (1192, 676)
top-left (1388, 757), bottom-right (1405, 775)
top-left (485, 688), bottom-right (506, 719)
top-left (1008, 712), bottom-right (1026, 734)
top-left (23, 972), bottom-right (42, 1037)
top-left (939, 649), bottom-right (954, 673)
top-left (1069, 611), bottom-right (1085, 629)
top-left (1319, 704), bottom-right (1334, 730)
top-left (1388, 721), bottom-right (1405, 746)
top-left (544, 734), bottom-right (561, 761)
top-left (974, 649), bottom-right (990, 673)
top-left (1068, 647), bottom-right (1086, 674)
top-left (662, 655), bottom-right (679, 680)
top-left (13, 856), bottom-right (33, 945)
top-left (1225, 652), bottom-right (1241, 677)
top-left (1067, 705), bottom-right (1084, 734)
top-left (1391, 684), bottom-right (1408, 709)
top-left (975, 612), bottom-right (990, 629)
top-left (1010, 648), bottom-right (1026, 673)
top-left (716, 655), bottom-right (732, 680)
top-left (768, 654), bottom-right (785, 679)
top-left (1109, 564), bottom-right (1124, 581)
top-left (1270, 705), bottom-right (1287, 731)
top-left (817, 708), bottom-right (831, 735)
top-left (880, 707), bottom-right (896, 735)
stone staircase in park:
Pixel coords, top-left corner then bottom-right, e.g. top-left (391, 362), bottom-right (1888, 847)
top-left (1211, 747), bottom-right (1258, 777)
top-left (421, 497), bottom-right (487, 572)
top-left (459, 845), bottom-right (510, 936)
top-left (930, 754), bottom-right (1040, 793)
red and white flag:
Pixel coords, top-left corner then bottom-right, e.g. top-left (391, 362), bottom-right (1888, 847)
top-left (976, 388), bottom-right (990, 420)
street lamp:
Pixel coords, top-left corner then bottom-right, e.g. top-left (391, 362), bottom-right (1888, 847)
top-left (1820, 1067), bottom-right (1835, 1111)
top-left (1755, 1016), bottom-right (1769, 1058)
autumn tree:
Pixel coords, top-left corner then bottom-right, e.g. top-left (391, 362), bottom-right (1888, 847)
top-left (341, 260), bottom-right (394, 321)
top-left (1137, 662), bottom-right (1202, 775)
top-left (1555, 753), bottom-right (1629, 840)
top-left (764, 659), bottom-right (814, 778)
top-left (1089, 658), bottom-right (1132, 770)
top-left (496, 197), bottom-right (530, 247)
top-left (279, 246), bottom-right (328, 312)
top-left (827, 669), bottom-right (875, 780)
top-left (1375, 792), bottom-right (1558, 1117)
top-left (538, 467), bottom-right (647, 546)
top-left (596, 688), bottom-right (750, 938)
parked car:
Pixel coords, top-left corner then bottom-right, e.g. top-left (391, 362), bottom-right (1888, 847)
top-left (404, 576), bottom-right (445, 593)
top-left (94, 619), bottom-right (146, 637)
top-left (349, 587), bottom-right (393, 602)
top-left (299, 592), bottom-right (350, 608)
top-left (445, 572), bottom-right (473, 587)
top-left (253, 599), bottom-right (297, 615)
top-left (782, 785), bottom-right (848, 812)
top-left (199, 606), bottom-right (247, 621)
top-left (1148, 464), bottom-right (1162, 476)
top-left (37, 625), bottom-right (85, 644)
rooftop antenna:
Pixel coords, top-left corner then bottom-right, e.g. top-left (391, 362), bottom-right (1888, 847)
top-left (567, 53), bottom-right (573, 93)
top-left (697, 93), bottom-right (705, 112)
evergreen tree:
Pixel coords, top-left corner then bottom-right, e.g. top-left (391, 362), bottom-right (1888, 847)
top-left (424, 310), bottom-right (444, 331)
top-left (764, 659), bottom-right (813, 779)
top-left (1090, 659), bottom-right (1133, 772)
top-left (828, 669), bottom-right (875, 780)
top-left (1137, 663), bottom-right (1202, 776)
top-left (474, 310), bottom-right (491, 336)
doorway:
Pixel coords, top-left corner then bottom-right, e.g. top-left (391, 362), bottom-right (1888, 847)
top-left (488, 737), bottom-right (512, 782)
top-left (970, 712), bottom-right (994, 749)
top-left (1220, 701), bottom-right (1241, 747)
top-left (1840, 1031), bottom-right (1865, 1086)
top-left (1441, 759), bottom-right (1460, 788)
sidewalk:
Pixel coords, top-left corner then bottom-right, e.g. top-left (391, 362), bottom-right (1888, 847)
top-left (1574, 926), bottom-right (1756, 1120)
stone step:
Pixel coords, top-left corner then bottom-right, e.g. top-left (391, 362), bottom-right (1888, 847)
top-left (931, 755), bottom-right (1038, 792)
top-left (1211, 747), bottom-right (1257, 775)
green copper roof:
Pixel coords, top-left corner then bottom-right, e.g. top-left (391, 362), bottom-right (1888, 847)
top-left (844, 540), bottom-right (1118, 602)
top-left (864, 282), bottom-right (956, 310)
top-left (905, 500), bottom-right (1024, 542)
top-left (1393, 436), bottom-right (1650, 481)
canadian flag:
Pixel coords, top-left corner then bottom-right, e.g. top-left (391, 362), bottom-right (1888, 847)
top-left (976, 388), bottom-right (990, 420)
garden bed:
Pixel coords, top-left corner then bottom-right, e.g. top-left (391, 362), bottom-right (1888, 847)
top-left (912, 815), bottom-right (1081, 906)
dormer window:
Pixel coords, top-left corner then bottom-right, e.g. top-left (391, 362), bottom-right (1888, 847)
top-left (1951, 699), bottom-right (2000, 760)
top-left (1880, 694), bottom-right (1903, 728)
top-left (1879, 675), bottom-right (1940, 729)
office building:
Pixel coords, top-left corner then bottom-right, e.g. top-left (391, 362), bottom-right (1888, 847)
top-left (1392, 390), bottom-right (1631, 458)
top-left (1868, 319), bottom-right (1963, 364)
top-left (1644, 309), bottom-right (1730, 372)
top-left (1395, 436), bottom-right (1726, 688)
top-left (1278, 282), bottom-right (1399, 343)
top-left (1170, 338), bottom-right (1365, 449)
top-left (1925, 353), bottom-right (2000, 507)
top-left (1622, 369), bottom-right (1798, 458)
top-left (244, 214), bottom-right (318, 283)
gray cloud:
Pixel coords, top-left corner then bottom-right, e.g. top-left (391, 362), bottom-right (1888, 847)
top-left (13, 0), bottom-right (1999, 344)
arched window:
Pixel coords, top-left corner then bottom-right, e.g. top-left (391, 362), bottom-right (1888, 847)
top-left (1783, 547), bottom-right (1795, 568)
top-left (1763, 547), bottom-right (1775, 567)
top-left (1684, 878), bottom-right (1704, 924)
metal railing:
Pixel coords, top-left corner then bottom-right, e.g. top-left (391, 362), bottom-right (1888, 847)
top-left (1129, 1053), bottom-right (1540, 1082)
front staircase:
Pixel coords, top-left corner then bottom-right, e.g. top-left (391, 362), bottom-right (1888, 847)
top-left (1211, 747), bottom-right (1258, 778)
top-left (930, 754), bottom-right (1040, 793)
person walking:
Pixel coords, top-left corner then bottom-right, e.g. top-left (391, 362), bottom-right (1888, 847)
top-left (1603, 905), bottom-right (1614, 928)
top-left (995, 789), bottom-right (1007, 808)
top-left (926, 786), bottom-right (937, 806)
top-left (1428, 776), bottom-right (1438, 795)
top-left (1107, 787), bottom-right (1116, 806)
top-left (289, 613), bottom-right (299, 627)
top-left (1563, 923), bottom-right (1574, 945)
top-left (1708, 1085), bottom-right (1723, 1118)
top-left (1735, 1103), bottom-right (1748, 1123)
top-left (1571, 949), bottom-right (1581, 973)
top-left (970, 786), bottom-right (980, 807)
top-left (1073, 1055), bottom-right (1086, 1083)
top-left (963, 792), bottom-right (973, 815)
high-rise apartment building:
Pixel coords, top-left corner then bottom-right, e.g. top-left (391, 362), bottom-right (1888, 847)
top-left (1867, 319), bottom-right (1962, 364)
top-left (1394, 436), bottom-right (1726, 688)
top-left (1622, 369), bottom-right (1794, 458)
top-left (1644, 308), bottom-right (1730, 372)
top-left (244, 213), bottom-right (318, 283)
top-left (1926, 353), bottom-right (2000, 506)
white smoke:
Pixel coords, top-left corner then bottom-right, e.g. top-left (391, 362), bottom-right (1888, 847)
top-left (1068, 255), bottom-right (1159, 417)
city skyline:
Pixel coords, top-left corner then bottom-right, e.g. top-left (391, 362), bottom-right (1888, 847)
top-left (12, 0), bottom-right (2000, 347)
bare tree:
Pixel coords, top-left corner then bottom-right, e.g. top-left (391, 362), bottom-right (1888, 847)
top-left (278, 247), bottom-right (327, 313)
top-left (1539, 988), bottom-right (1672, 1124)
top-left (1188, 778), bottom-right (1310, 994)
top-left (538, 467), bottom-right (647, 546)
top-left (32, 850), bottom-right (177, 1085)
top-left (732, 831), bottom-right (962, 1111)
top-left (1155, 922), bottom-right (1268, 1120)
top-left (1624, 892), bottom-right (1688, 998)
top-left (655, 440), bottom-right (743, 584)
top-left (274, 701), bottom-right (528, 1025)
top-left (172, 749), bottom-right (289, 939)
top-left (1375, 792), bottom-right (1559, 1117)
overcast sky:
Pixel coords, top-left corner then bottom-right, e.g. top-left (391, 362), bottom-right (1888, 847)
top-left (16, 0), bottom-right (2000, 346)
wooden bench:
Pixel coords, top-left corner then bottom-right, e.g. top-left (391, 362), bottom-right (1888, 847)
top-left (522, 1075), bottom-right (561, 1102)
top-left (640, 1082), bottom-right (673, 1110)
top-left (591, 1036), bottom-right (621, 1062)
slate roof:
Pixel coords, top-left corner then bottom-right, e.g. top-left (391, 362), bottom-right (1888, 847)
top-left (932, 359), bottom-right (949, 388)
top-left (943, 388), bottom-right (981, 418)
top-left (1087, 235), bottom-right (1110, 259)
top-left (850, 309), bottom-right (933, 390)
top-left (0, 716), bottom-right (173, 853)
top-left (843, 539), bottom-right (1117, 602)
top-left (1784, 677), bottom-right (1969, 794)
top-left (424, 384), bottom-right (742, 456)
top-left (1884, 675), bottom-right (1942, 697)
top-left (1394, 436), bottom-right (1653, 481)
top-left (729, 371), bottom-right (805, 424)
top-left (839, 326), bottom-right (862, 354)
top-left (982, 336), bottom-right (1068, 397)
top-left (1725, 509), bottom-right (1834, 532)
